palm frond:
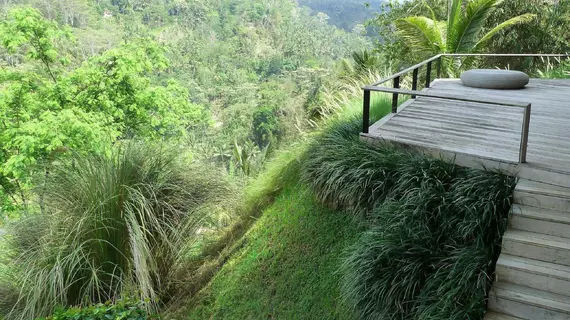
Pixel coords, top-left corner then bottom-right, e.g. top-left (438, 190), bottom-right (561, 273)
top-left (422, 0), bottom-right (438, 23)
top-left (396, 16), bottom-right (444, 55)
top-left (446, 0), bottom-right (463, 49)
top-left (474, 13), bottom-right (536, 51)
top-left (452, 0), bottom-right (500, 53)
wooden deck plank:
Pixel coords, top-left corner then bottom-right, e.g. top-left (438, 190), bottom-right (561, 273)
top-left (366, 79), bottom-right (570, 173)
top-left (375, 125), bottom-right (520, 154)
top-left (368, 130), bottom-right (519, 162)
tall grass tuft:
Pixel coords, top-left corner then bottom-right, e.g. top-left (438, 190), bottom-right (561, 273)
top-left (302, 115), bottom-right (515, 319)
top-left (538, 57), bottom-right (570, 79)
top-left (1, 142), bottom-right (234, 320)
top-left (301, 113), bottom-right (454, 215)
top-left (341, 169), bottom-right (513, 320)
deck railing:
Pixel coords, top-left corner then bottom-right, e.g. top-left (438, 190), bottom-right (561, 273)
top-left (362, 53), bottom-right (570, 164)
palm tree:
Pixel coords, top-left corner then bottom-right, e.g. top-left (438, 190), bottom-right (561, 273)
top-left (396, 0), bottom-right (535, 74)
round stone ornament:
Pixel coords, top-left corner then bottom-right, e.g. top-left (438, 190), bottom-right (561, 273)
top-left (460, 69), bottom-right (530, 89)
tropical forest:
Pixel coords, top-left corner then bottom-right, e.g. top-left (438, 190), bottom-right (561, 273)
top-left (0, 0), bottom-right (569, 319)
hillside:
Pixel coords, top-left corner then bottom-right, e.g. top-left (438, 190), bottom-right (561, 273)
top-left (297, 0), bottom-right (385, 31)
top-left (184, 184), bottom-right (362, 319)
top-left (1, 1), bottom-right (569, 319)
top-left (0, 0), bottom-right (369, 318)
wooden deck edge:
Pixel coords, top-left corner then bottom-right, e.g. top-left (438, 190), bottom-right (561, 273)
top-left (360, 134), bottom-right (520, 173)
top-left (360, 134), bottom-right (570, 188)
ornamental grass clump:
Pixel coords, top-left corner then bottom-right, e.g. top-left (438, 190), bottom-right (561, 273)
top-left (301, 114), bottom-right (457, 215)
top-left (341, 170), bottom-right (513, 320)
top-left (1, 142), bottom-right (234, 320)
top-left (302, 116), bottom-right (515, 319)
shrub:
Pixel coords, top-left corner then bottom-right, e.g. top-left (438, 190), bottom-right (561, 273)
top-left (341, 170), bottom-right (514, 320)
top-left (252, 106), bottom-right (280, 149)
top-left (37, 299), bottom-right (157, 320)
top-left (301, 114), bottom-right (451, 214)
top-left (1, 142), bottom-right (234, 319)
top-left (302, 115), bottom-right (515, 319)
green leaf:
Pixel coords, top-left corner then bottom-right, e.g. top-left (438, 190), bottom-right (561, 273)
top-left (395, 16), bottom-right (444, 55)
top-left (474, 13), bottom-right (536, 51)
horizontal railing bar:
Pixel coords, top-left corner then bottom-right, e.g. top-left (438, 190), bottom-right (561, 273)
top-left (371, 54), bottom-right (443, 86)
top-left (444, 53), bottom-right (570, 57)
top-left (361, 86), bottom-right (530, 109)
top-left (370, 53), bottom-right (570, 87)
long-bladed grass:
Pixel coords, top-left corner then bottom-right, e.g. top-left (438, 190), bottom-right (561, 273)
top-left (1, 142), bottom-right (234, 320)
top-left (302, 115), bottom-right (515, 319)
top-left (301, 110), bottom-right (450, 215)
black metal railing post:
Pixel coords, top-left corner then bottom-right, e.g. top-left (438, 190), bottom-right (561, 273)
top-left (519, 103), bottom-right (532, 163)
top-left (425, 62), bottom-right (432, 88)
top-left (363, 89), bottom-right (370, 133)
top-left (392, 76), bottom-right (400, 113)
top-left (411, 68), bottom-right (418, 99)
top-left (437, 56), bottom-right (442, 78)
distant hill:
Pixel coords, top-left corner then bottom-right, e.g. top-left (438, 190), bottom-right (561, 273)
top-left (297, 0), bottom-right (386, 31)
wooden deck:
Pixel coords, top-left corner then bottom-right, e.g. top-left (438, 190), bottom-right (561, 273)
top-left (362, 79), bottom-right (570, 185)
top-left (361, 56), bottom-right (570, 319)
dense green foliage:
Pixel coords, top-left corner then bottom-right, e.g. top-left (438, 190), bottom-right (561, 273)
top-left (395, 0), bottom-right (533, 55)
top-left (0, 0), bottom-right (568, 319)
top-left (394, 0), bottom-right (534, 75)
top-left (0, 7), bottom-right (207, 210)
top-left (485, 0), bottom-right (570, 69)
top-left (302, 117), bottom-right (515, 320)
top-left (298, 0), bottom-right (384, 32)
top-left (540, 58), bottom-right (570, 79)
top-left (369, 0), bottom-right (569, 71)
top-left (1, 143), bottom-right (234, 319)
top-left (38, 300), bottom-right (156, 320)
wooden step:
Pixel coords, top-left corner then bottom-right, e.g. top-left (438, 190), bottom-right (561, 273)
top-left (517, 166), bottom-right (570, 189)
top-left (502, 230), bottom-right (570, 266)
top-left (488, 282), bottom-right (570, 320)
top-left (496, 254), bottom-right (570, 296)
top-left (510, 205), bottom-right (570, 238)
top-left (514, 180), bottom-right (570, 212)
top-left (484, 311), bottom-right (524, 320)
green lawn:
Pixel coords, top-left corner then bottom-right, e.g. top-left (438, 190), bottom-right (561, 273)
top-left (183, 184), bottom-right (362, 320)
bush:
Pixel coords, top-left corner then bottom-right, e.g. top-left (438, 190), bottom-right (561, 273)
top-left (37, 300), bottom-right (157, 320)
top-left (301, 115), bottom-right (450, 214)
top-left (1, 142), bottom-right (235, 319)
top-left (252, 106), bottom-right (280, 149)
top-left (302, 116), bottom-right (515, 319)
top-left (341, 170), bottom-right (514, 320)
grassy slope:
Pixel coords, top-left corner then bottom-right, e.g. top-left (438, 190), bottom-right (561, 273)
top-left (185, 184), bottom-right (362, 320)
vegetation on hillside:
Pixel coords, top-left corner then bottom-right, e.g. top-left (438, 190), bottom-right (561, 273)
top-left (298, 0), bottom-right (384, 32)
top-left (0, 0), bottom-right (567, 319)
top-left (2, 143), bottom-right (235, 318)
top-left (302, 118), bottom-right (514, 319)
top-left (176, 102), bottom-right (515, 319)
top-left (184, 184), bottom-right (363, 320)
